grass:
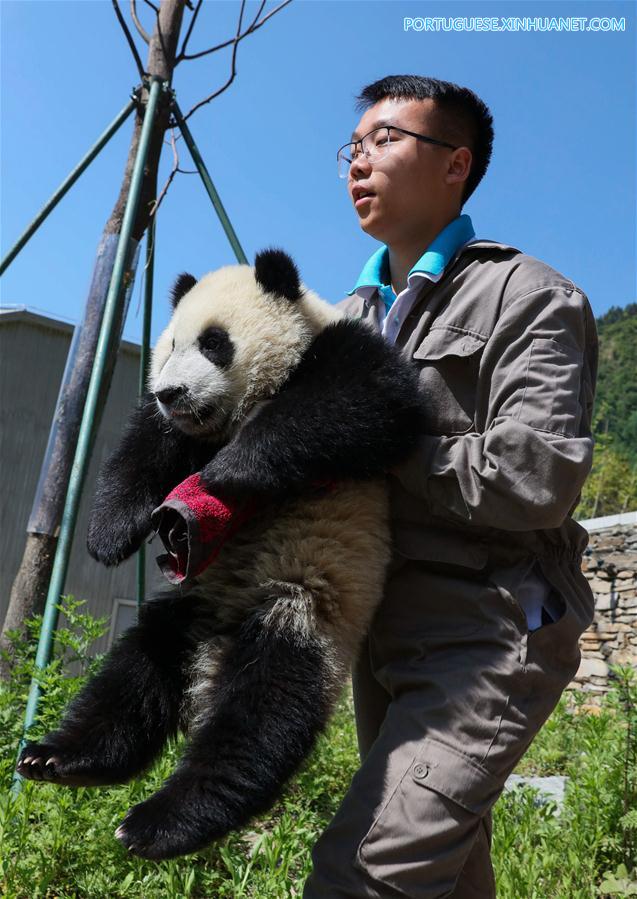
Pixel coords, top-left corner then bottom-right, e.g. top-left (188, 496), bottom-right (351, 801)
top-left (1, 598), bottom-right (636, 898)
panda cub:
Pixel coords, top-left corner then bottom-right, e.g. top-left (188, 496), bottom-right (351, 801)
top-left (17, 249), bottom-right (424, 860)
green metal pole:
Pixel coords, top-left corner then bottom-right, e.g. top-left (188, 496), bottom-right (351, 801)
top-left (136, 217), bottom-right (155, 610)
top-left (13, 79), bottom-right (165, 794)
top-left (171, 100), bottom-right (248, 264)
top-left (0, 96), bottom-right (138, 277)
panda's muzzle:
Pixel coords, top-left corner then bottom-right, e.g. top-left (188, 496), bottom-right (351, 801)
top-left (154, 385), bottom-right (198, 423)
top-left (155, 386), bottom-right (187, 406)
top-left (154, 387), bottom-right (221, 433)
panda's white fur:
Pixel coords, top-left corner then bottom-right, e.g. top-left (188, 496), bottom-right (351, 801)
top-left (17, 250), bottom-right (424, 862)
top-left (151, 266), bottom-right (341, 438)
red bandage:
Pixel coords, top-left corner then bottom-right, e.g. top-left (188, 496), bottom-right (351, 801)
top-left (150, 473), bottom-right (255, 585)
top-left (151, 473), bottom-right (338, 586)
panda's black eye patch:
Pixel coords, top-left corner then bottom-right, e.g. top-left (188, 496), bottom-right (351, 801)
top-left (198, 327), bottom-right (234, 368)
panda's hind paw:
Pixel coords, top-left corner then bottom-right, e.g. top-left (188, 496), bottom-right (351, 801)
top-left (116, 779), bottom-right (231, 859)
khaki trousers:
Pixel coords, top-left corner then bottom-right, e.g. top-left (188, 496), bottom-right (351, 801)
top-left (303, 553), bottom-right (593, 898)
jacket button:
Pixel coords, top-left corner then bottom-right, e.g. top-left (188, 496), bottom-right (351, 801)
top-left (414, 764), bottom-right (428, 779)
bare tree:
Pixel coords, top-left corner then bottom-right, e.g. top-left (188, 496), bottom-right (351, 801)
top-left (1, 0), bottom-right (292, 676)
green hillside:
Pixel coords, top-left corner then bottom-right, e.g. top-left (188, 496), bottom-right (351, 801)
top-left (577, 302), bottom-right (637, 518)
top-left (593, 302), bottom-right (637, 464)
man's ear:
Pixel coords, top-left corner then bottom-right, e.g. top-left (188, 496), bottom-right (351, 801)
top-left (170, 273), bottom-right (197, 308)
top-left (254, 248), bottom-right (302, 302)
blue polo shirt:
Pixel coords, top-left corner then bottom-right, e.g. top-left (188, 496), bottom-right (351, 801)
top-left (347, 213), bottom-right (477, 344)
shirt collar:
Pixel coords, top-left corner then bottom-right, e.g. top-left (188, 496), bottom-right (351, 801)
top-left (347, 213), bottom-right (476, 296)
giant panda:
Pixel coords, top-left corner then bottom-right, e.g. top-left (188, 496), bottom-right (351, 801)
top-left (17, 249), bottom-right (425, 860)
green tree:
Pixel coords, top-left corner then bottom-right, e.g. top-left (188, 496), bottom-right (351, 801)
top-left (578, 434), bottom-right (637, 518)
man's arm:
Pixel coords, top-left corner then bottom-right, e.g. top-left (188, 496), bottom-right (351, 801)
top-left (394, 283), bottom-right (598, 531)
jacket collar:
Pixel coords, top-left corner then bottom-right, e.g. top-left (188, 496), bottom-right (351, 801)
top-left (347, 213), bottom-right (477, 297)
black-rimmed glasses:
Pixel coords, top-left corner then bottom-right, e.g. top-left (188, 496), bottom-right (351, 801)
top-left (337, 126), bottom-right (459, 179)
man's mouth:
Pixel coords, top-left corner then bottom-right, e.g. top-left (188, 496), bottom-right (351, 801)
top-left (352, 186), bottom-right (375, 207)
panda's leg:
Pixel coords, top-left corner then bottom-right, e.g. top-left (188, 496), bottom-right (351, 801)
top-left (115, 592), bottom-right (341, 860)
top-left (16, 593), bottom-right (198, 787)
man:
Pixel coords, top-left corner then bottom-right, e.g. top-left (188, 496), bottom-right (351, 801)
top-left (303, 75), bottom-right (598, 898)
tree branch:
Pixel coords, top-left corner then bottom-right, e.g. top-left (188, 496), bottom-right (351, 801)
top-left (182, 0), bottom-right (292, 123)
top-left (130, 0), bottom-right (151, 43)
top-left (176, 0), bottom-right (204, 63)
top-left (149, 130), bottom-right (197, 219)
top-left (179, 0), bottom-right (289, 63)
top-left (111, 0), bottom-right (146, 79)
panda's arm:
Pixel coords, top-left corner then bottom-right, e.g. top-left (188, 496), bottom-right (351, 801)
top-left (87, 395), bottom-right (208, 566)
top-left (201, 319), bottom-right (426, 498)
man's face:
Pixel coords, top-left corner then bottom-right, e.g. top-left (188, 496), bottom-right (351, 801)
top-left (346, 97), bottom-right (463, 245)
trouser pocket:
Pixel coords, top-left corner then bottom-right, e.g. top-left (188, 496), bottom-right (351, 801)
top-left (355, 737), bottom-right (502, 898)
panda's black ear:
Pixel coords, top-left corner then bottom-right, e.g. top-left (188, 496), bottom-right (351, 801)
top-left (170, 273), bottom-right (197, 309)
top-left (254, 248), bottom-right (302, 302)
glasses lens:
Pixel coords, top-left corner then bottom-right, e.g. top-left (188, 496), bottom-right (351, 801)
top-left (362, 127), bottom-right (390, 162)
top-left (337, 145), bottom-right (353, 179)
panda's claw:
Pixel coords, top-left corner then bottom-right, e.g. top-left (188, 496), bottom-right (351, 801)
top-left (116, 778), bottom-right (227, 860)
top-left (114, 826), bottom-right (136, 853)
top-left (16, 739), bottom-right (126, 787)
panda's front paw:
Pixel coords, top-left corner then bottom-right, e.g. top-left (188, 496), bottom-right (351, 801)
top-left (201, 448), bottom-right (280, 500)
top-left (87, 510), bottom-right (148, 566)
top-left (115, 777), bottom-right (230, 859)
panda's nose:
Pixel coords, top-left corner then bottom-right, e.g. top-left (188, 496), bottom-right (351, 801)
top-left (155, 386), bottom-right (186, 405)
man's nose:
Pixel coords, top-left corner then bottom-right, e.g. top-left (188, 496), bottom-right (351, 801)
top-left (349, 151), bottom-right (372, 181)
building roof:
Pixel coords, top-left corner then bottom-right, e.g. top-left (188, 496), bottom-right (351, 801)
top-left (0, 306), bottom-right (141, 356)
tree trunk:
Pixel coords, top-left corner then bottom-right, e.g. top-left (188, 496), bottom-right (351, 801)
top-left (1, 0), bottom-right (187, 678)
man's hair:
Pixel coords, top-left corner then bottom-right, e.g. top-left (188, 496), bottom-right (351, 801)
top-left (355, 75), bottom-right (494, 206)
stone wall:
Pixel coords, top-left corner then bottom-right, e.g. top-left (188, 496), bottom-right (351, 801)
top-left (572, 518), bottom-right (637, 696)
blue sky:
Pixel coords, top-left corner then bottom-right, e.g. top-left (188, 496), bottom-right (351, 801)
top-left (1, 0), bottom-right (635, 344)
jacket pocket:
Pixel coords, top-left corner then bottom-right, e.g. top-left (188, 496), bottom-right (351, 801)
top-left (413, 326), bottom-right (487, 435)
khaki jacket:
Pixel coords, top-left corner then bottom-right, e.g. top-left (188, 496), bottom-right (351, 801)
top-left (337, 239), bottom-right (598, 582)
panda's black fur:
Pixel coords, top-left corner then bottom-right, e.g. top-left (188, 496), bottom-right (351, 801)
top-left (17, 249), bottom-right (425, 860)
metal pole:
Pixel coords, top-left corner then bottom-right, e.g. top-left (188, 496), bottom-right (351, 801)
top-left (171, 100), bottom-right (248, 264)
top-left (13, 78), bottom-right (165, 793)
top-left (0, 96), bottom-right (138, 277)
top-left (136, 217), bottom-right (155, 610)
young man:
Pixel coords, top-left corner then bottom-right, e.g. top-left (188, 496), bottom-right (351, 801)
top-left (303, 76), bottom-right (598, 898)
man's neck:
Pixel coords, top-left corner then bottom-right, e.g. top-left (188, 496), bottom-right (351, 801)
top-left (387, 213), bottom-right (459, 294)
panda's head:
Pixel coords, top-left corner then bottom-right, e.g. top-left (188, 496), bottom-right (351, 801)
top-left (150, 248), bottom-right (340, 440)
